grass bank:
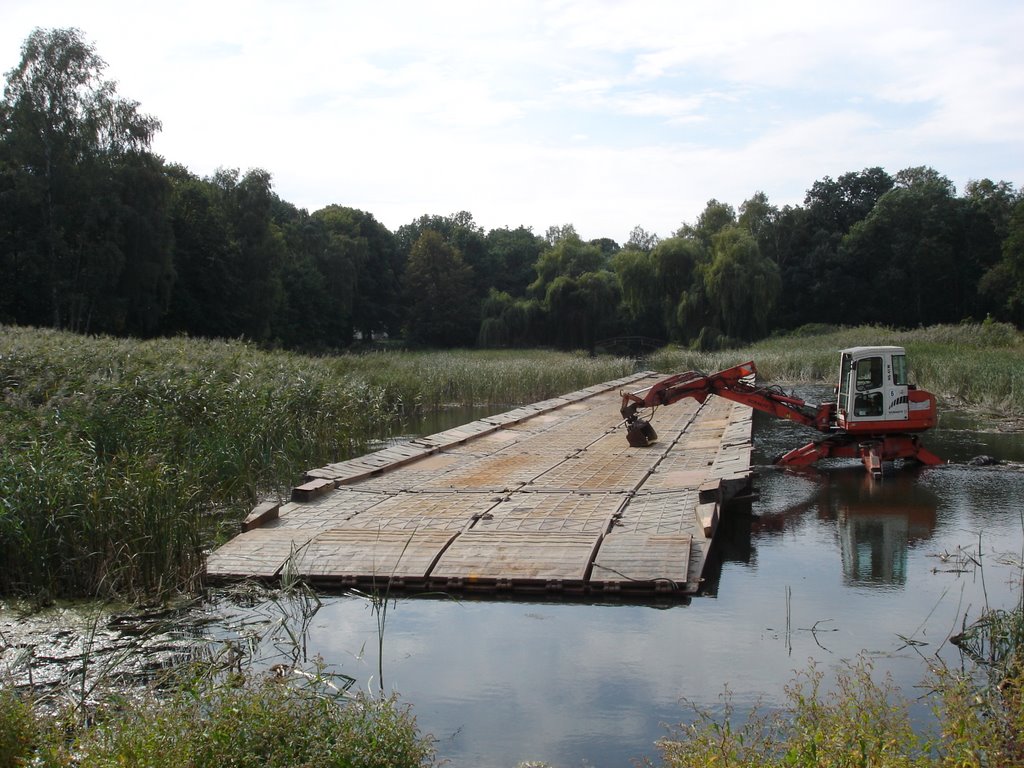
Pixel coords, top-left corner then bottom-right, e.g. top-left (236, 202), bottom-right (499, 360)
top-left (0, 326), bottom-right (633, 599)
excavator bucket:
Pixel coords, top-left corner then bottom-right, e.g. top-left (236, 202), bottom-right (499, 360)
top-left (626, 418), bottom-right (658, 447)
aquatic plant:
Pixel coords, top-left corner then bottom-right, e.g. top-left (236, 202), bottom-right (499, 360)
top-left (0, 674), bottom-right (434, 768)
top-left (337, 347), bottom-right (634, 412)
top-left (0, 328), bottom-right (397, 598)
top-left (654, 654), bottom-right (1024, 767)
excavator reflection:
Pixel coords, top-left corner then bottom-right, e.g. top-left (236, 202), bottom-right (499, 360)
top-left (754, 468), bottom-right (938, 587)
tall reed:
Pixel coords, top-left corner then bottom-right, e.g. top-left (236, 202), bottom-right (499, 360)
top-left (0, 328), bottom-right (396, 598)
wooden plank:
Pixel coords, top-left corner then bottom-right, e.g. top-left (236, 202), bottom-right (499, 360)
top-left (292, 528), bottom-right (457, 585)
top-left (614, 490), bottom-right (699, 534)
top-left (205, 528), bottom-right (317, 579)
top-left (697, 501), bottom-right (719, 538)
top-left (335, 492), bottom-right (501, 532)
top-left (276, 489), bottom-right (392, 530)
top-left (242, 501), bottom-right (280, 532)
top-left (474, 491), bottom-right (625, 533)
top-left (292, 478), bottom-right (336, 501)
top-left (431, 530), bottom-right (600, 587)
top-left (590, 532), bottom-right (693, 592)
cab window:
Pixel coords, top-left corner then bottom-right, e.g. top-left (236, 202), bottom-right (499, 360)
top-left (892, 354), bottom-right (907, 386)
top-left (855, 357), bottom-right (882, 391)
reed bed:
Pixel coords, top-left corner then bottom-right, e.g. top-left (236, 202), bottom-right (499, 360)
top-left (336, 348), bottom-right (635, 412)
top-left (0, 327), bottom-right (633, 599)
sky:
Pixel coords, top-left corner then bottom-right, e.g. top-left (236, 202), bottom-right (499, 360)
top-left (2, 1), bottom-right (1023, 243)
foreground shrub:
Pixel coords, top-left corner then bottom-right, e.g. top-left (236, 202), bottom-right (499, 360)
top-left (654, 654), bottom-right (1024, 768)
top-left (43, 673), bottom-right (434, 768)
top-left (0, 688), bottom-right (37, 768)
top-left (655, 657), bottom-right (930, 768)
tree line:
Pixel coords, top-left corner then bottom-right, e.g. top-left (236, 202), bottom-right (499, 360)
top-left (3, 28), bottom-right (1023, 353)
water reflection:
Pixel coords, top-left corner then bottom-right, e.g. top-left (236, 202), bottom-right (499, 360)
top-left (755, 468), bottom-right (938, 588)
top-left (835, 474), bottom-right (937, 587)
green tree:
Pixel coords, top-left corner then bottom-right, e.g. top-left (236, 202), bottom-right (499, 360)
top-left (213, 168), bottom-right (286, 341)
top-left (967, 179), bottom-right (1020, 321)
top-left (612, 247), bottom-right (660, 335)
top-left (588, 237), bottom-right (620, 260)
top-left (107, 153), bottom-right (175, 335)
top-left (544, 270), bottom-right (619, 351)
top-left (654, 237), bottom-right (705, 340)
top-left (309, 205), bottom-right (401, 343)
top-left (544, 223), bottom-right (578, 246)
top-left (839, 168), bottom-right (973, 326)
top-left (612, 235), bottom-right (704, 341)
top-left (528, 233), bottom-right (606, 299)
top-left (763, 204), bottom-right (813, 329)
top-left (677, 199), bottom-right (736, 249)
top-left (625, 225), bottom-right (660, 252)
top-left (0, 27), bottom-right (164, 332)
top-left (477, 289), bottom-right (545, 348)
top-left (163, 165), bottom-right (237, 336)
top-left (397, 211), bottom-right (487, 291)
top-left (980, 197), bottom-right (1024, 325)
top-left (401, 230), bottom-right (478, 346)
top-left (163, 167), bottom-right (285, 341)
top-left (786, 167), bottom-right (895, 326)
top-left (526, 232), bottom-right (619, 350)
top-left (483, 225), bottom-right (544, 296)
top-left (272, 202), bottom-right (360, 349)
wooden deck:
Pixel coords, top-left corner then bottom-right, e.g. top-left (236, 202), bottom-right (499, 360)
top-left (205, 372), bottom-right (753, 598)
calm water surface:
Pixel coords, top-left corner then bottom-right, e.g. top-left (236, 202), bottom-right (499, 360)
top-left (222, 392), bottom-right (1024, 768)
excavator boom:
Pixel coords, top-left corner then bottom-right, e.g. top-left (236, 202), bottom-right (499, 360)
top-left (621, 361), bottom-right (831, 439)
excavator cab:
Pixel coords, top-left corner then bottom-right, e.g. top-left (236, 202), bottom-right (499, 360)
top-left (835, 346), bottom-right (932, 434)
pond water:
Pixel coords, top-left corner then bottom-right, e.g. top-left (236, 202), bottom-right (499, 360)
top-left (6, 391), bottom-right (1023, 767)
top-left (227, 390), bottom-right (1024, 767)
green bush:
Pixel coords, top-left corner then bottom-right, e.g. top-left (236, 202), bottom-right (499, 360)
top-left (655, 653), bottom-right (1024, 768)
top-left (0, 688), bottom-right (37, 768)
top-left (46, 674), bottom-right (435, 768)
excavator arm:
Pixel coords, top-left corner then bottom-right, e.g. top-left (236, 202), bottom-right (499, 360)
top-left (620, 361), bottom-right (832, 448)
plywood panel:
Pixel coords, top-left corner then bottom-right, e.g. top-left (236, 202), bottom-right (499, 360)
top-left (590, 533), bottom-right (693, 591)
top-left (431, 530), bottom-right (601, 585)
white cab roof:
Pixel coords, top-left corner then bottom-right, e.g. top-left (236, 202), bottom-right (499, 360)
top-left (841, 346), bottom-right (905, 357)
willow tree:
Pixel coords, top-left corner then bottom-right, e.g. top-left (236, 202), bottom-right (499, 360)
top-left (702, 226), bottom-right (781, 342)
top-left (613, 236), bottom-right (704, 341)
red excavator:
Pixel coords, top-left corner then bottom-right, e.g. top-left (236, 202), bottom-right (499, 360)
top-left (620, 346), bottom-right (943, 475)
